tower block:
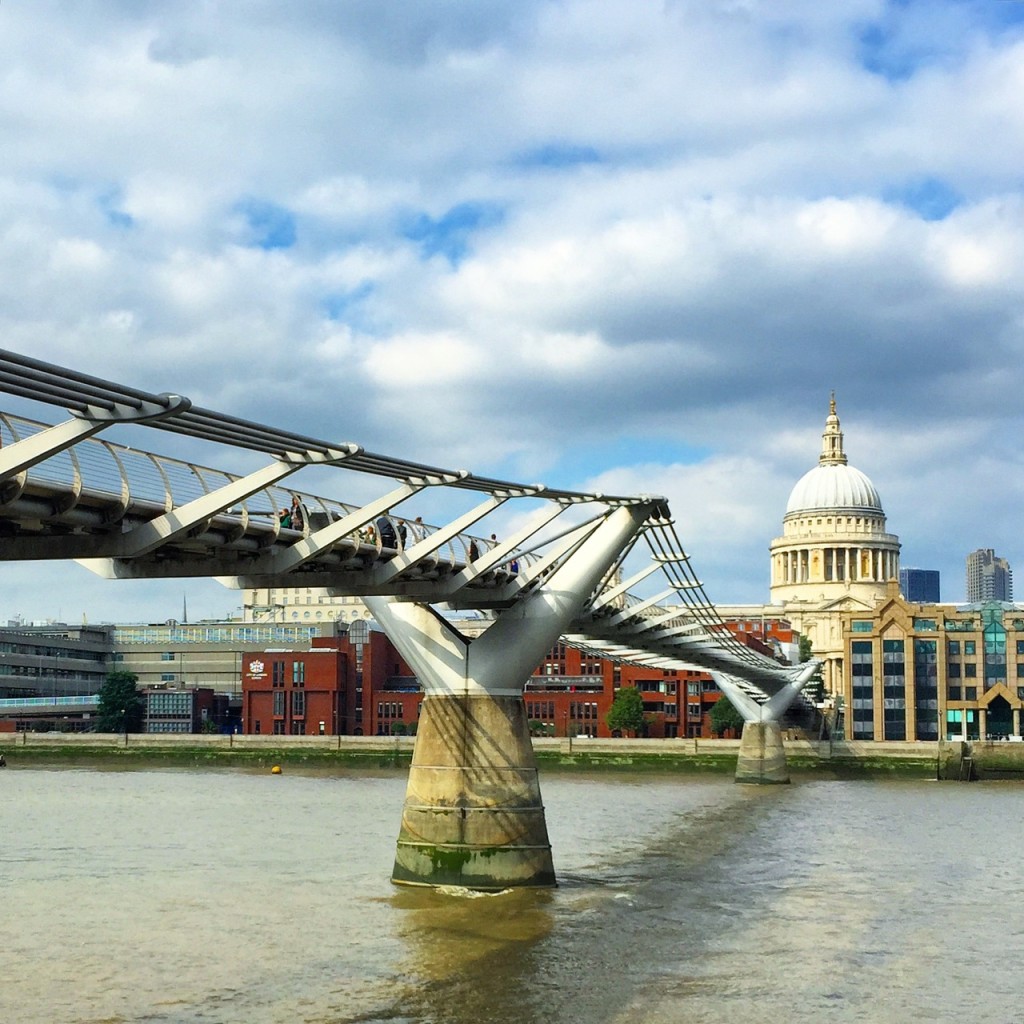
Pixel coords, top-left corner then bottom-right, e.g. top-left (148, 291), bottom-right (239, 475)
top-left (366, 503), bottom-right (655, 890)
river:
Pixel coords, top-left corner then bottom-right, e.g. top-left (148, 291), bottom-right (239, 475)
top-left (1, 766), bottom-right (1020, 1024)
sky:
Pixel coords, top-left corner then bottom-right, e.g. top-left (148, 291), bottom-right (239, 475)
top-left (1, 0), bottom-right (1023, 624)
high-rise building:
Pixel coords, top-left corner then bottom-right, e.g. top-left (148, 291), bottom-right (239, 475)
top-left (899, 567), bottom-right (940, 603)
top-left (965, 549), bottom-right (1012, 603)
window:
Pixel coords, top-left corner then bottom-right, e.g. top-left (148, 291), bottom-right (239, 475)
top-left (273, 691), bottom-right (285, 716)
top-left (292, 661), bottom-right (305, 686)
top-left (160, 652), bottom-right (175, 662)
top-left (948, 641), bottom-right (961, 656)
top-left (272, 661), bottom-right (285, 687)
top-left (965, 664), bottom-right (977, 678)
top-left (947, 686), bottom-right (962, 700)
top-left (965, 641), bottom-right (976, 655)
top-left (292, 690), bottom-right (305, 716)
top-left (852, 621), bottom-right (873, 633)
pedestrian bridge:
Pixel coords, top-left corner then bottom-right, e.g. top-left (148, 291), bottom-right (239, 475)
top-left (0, 349), bottom-right (816, 888)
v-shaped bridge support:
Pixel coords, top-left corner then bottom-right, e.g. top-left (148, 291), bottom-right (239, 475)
top-left (712, 662), bottom-right (820, 784)
top-left (365, 502), bottom-right (657, 889)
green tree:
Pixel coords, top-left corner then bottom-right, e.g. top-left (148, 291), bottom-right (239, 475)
top-left (606, 686), bottom-right (645, 736)
top-left (709, 696), bottom-right (745, 737)
top-left (96, 671), bottom-right (145, 733)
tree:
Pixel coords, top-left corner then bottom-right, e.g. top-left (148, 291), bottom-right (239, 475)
top-left (606, 686), bottom-right (645, 736)
top-left (709, 696), bottom-right (745, 737)
top-left (96, 671), bottom-right (145, 733)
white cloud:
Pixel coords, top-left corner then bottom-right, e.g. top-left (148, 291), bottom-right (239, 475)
top-left (0, 0), bottom-right (1022, 623)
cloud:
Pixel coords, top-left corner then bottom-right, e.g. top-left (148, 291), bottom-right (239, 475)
top-left (0, 0), bottom-right (1022, 624)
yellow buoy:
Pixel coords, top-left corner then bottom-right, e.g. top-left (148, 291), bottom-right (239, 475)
top-left (271, 765), bottom-right (282, 774)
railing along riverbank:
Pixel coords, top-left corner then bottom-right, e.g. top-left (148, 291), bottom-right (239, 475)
top-left (0, 732), bottom-right (980, 777)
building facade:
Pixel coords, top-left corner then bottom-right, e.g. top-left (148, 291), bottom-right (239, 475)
top-left (111, 621), bottom-right (337, 695)
top-left (966, 549), bottom-right (1012, 603)
top-left (720, 396), bottom-right (901, 699)
top-left (899, 568), bottom-right (940, 603)
top-left (841, 582), bottom-right (1024, 741)
top-left (0, 624), bottom-right (112, 700)
top-left (143, 687), bottom-right (217, 733)
top-left (240, 619), bottom-right (794, 740)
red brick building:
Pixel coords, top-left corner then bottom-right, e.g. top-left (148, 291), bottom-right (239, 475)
top-left (241, 617), bottom-right (796, 739)
top-left (242, 631), bottom-right (419, 737)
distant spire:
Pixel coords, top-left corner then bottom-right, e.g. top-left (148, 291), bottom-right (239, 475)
top-left (183, 593), bottom-right (188, 624)
top-left (819, 393), bottom-right (847, 466)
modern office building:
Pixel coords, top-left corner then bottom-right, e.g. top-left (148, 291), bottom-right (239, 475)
top-left (0, 623), bottom-right (113, 700)
top-left (111, 620), bottom-right (338, 695)
top-left (143, 687), bottom-right (218, 733)
top-left (966, 549), bottom-right (1012, 603)
top-left (899, 568), bottom-right (941, 603)
top-left (842, 581), bottom-right (1024, 741)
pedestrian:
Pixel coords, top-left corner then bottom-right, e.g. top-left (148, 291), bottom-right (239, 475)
top-left (290, 495), bottom-right (304, 531)
top-left (398, 521), bottom-right (408, 548)
top-left (469, 539), bottom-right (479, 561)
top-left (376, 514), bottom-right (397, 549)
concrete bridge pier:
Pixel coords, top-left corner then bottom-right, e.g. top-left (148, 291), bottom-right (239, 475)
top-left (366, 502), bottom-right (655, 890)
top-left (390, 691), bottom-right (554, 889)
top-left (735, 720), bottom-right (789, 784)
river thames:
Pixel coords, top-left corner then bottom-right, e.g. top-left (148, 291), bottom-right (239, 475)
top-left (2, 766), bottom-right (1021, 1024)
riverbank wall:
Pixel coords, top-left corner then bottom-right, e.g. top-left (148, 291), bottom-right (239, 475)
top-left (0, 732), bottom-right (972, 778)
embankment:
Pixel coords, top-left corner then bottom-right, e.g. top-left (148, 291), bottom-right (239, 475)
top-left (0, 732), bottom-right (974, 778)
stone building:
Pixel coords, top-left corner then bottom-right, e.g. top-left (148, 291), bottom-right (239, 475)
top-left (721, 395), bottom-right (901, 701)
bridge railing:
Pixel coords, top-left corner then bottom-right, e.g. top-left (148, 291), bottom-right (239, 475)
top-left (0, 408), bottom-right (536, 580)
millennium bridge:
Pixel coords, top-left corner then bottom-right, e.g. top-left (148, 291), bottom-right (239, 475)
top-left (0, 349), bottom-right (817, 889)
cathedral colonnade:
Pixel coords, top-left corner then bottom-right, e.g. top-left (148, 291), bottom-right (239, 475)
top-left (774, 546), bottom-right (899, 586)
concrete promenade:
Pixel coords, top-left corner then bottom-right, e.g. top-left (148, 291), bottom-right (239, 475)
top-left (0, 731), bottom-right (974, 777)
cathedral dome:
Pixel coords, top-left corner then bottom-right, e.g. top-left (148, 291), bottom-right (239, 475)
top-left (784, 394), bottom-right (883, 516)
top-left (786, 463), bottom-right (882, 515)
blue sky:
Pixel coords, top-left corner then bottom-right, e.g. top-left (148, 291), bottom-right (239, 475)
top-left (0, 0), bottom-right (1022, 622)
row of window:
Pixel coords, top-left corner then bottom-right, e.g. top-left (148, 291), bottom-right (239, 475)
top-left (113, 625), bottom-right (321, 645)
top-left (0, 643), bottom-right (106, 662)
